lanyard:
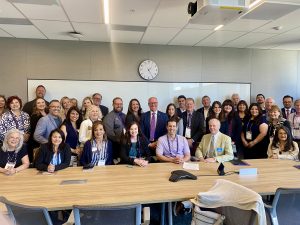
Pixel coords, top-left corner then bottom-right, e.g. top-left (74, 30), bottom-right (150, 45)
top-left (7, 151), bottom-right (17, 163)
top-left (167, 135), bottom-right (179, 157)
top-left (246, 120), bottom-right (254, 132)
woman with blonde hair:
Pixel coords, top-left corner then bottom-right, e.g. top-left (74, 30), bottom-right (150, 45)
top-left (80, 97), bottom-right (94, 120)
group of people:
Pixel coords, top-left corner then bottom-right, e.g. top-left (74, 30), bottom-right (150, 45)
top-left (0, 85), bottom-right (299, 177)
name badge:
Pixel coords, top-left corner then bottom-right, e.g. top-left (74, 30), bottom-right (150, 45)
top-left (123, 128), bottom-right (126, 134)
top-left (5, 162), bottom-right (16, 170)
top-left (97, 159), bottom-right (105, 166)
top-left (185, 128), bottom-right (191, 139)
top-left (92, 147), bottom-right (97, 152)
top-left (293, 128), bottom-right (300, 138)
top-left (246, 131), bottom-right (252, 140)
top-left (217, 148), bottom-right (223, 153)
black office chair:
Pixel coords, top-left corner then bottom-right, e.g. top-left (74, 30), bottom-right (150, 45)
top-left (0, 196), bottom-right (53, 225)
top-left (73, 203), bottom-right (150, 225)
top-left (264, 188), bottom-right (300, 225)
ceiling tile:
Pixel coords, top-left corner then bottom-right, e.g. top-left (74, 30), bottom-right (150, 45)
top-left (196, 30), bottom-right (245, 47)
top-left (0, 24), bottom-right (45, 39)
top-left (72, 22), bottom-right (110, 42)
top-left (31, 20), bottom-right (74, 40)
top-left (224, 32), bottom-right (275, 48)
top-left (150, 0), bottom-right (190, 28)
top-left (0, 0), bottom-right (24, 18)
top-left (60, 0), bottom-right (103, 23)
top-left (169, 29), bottom-right (212, 46)
top-left (249, 32), bottom-right (298, 49)
top-left (253, 8), bottom-right (300, 34)
top-left (12, 1), bottom-right (68, 21)
top-left (141, 27), bottom-right (181, 45)
top-left (222, 19), bottom-right (270, 32)
top-left (111, 30), bottom-right (143, 43)
top-left (185, 23), bottom-right (215, 30)
top-left (110, 0), bottom-right (160, 26)
top-left (0, 28), bottom-right (13, 37)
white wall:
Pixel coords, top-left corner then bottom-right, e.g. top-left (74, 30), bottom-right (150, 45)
top-left (0, 37), bottom-right (299, 109)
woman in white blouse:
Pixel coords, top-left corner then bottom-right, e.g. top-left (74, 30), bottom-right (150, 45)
top-left (267, 126), bottom-right (299, 160)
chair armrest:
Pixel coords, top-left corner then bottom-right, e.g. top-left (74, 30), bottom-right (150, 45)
top-left (142, 207), bottom-right (150, 225)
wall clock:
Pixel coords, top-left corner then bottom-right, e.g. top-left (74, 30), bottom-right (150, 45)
top-left (138, 60), bottom-right (158, 80)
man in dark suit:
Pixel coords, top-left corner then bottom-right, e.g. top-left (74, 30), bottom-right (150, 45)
top-left (183, 98), bottom-right (205, 156)
top-left (197, 95), bottom-right (212, 122)
top-left (141, 97), bottom-right (168, 155)
top-left (176, 95), bottom-right (186, 118)
top-left (92, 93), bottom-right (109, 117)
top-left (281, 95), bottom-right (296, 119)
top-left (22, 85), bottom-right (49, 116)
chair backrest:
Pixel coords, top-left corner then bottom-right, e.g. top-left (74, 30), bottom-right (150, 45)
top-left (0, 197), bottom-right (53, 225)
top-left (73, 204), bottom-right (142, 225)
top-left (219, 206), bottom-right (256, 225)
top-left (271, 188), bottom-right (300, 225)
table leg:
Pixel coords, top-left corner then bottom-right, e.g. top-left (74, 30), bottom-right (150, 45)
top-left (168, 202), bottom-right (173, 225)
top-left (160, 203), bottom-right (165, 225)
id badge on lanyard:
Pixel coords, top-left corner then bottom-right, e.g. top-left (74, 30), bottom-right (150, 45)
top-left (293, 128), bottom-right (300, 138)
top-left (246, 131), bottom-right (252, 140)
top-left (185, 128), bottom-right (191, 139)
top-left (97, 159), bottom-right (105, 166)
top-left (5, 162), bottom-right (16, 170)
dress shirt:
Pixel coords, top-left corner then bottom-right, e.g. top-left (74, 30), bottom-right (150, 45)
top-left (156, 134), bottom-right (190, 158)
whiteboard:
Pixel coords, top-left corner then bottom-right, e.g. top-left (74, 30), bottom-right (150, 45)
top-left (28, 80), bottom-right (251, 113)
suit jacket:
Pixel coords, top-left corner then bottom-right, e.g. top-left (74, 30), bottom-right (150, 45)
top-left (197, 106), bottom-right (213, 120)
top-left (182, 110), bottom-right (205, 142)
top-left (34, 114), bottom-right (62, 144)
top-left (195, 132), bottom-right (234, 162)
top-left (100, 105), bottom-right (109, 117)
top-left (176, 108), bottom-right (185, 118)
top-left (281, 108), bottom-right (296, 119)
top-left (141, 111), bottom-right (168, 141)
top-left (35, 143), bottom-right (71, 171)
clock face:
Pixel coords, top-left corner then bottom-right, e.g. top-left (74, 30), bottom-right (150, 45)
top-left (138, 60), bottom-right (158, 80)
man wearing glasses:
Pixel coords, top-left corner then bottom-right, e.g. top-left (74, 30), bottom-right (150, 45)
top-left (34, 100), bottom-right (62, 144)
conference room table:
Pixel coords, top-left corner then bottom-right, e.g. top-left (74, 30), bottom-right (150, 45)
top-left (1, 159), bottom-right (300, 225)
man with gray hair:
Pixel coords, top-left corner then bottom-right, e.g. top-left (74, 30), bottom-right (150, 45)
top-left (231, 93), bottom-right (240, 111)
top-left (195, 118), bottom-right (233, 163)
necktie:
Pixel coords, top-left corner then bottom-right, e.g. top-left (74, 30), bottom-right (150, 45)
top-left (208, 135), bottom-right (215, 158)
top-left (286, 109), bottom-right (290, 119)
top-left (150, 112), bottom-right (156, 141)
top-left (188, 113), bottom-right (192, 128)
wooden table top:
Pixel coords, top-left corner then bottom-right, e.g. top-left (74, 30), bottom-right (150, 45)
top-left (0, 159), bottom-right (299, 210)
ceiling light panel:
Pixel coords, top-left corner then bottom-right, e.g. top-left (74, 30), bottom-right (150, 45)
top-left (150, 0), bottom-right (190, 28)
top-left (60, 0), bottom-right (104, 23)
top-left (110, 0), bottom-right (160, 26)
top-left (12, 1), bottom-right (68, 21)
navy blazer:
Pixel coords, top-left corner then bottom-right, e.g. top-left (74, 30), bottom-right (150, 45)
top-left (281, 108), bottom-right (296, 119)
top-left (100, 105), bottom-right (109, 117)
top-left (182, 110), bottom-right (205, 142)
top-left (141, 111), bottom-right (168, 141)
top-left (80, 139), bottom-right (113, 166)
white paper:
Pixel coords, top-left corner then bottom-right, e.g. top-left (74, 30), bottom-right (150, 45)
top-left (183, 162), bottom-right (199, 171)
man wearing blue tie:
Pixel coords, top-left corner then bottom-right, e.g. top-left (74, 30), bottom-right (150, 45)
top-left (195, 118), bottom-right (234, 163)
top-left (141, 97), bottom-right (168, 155)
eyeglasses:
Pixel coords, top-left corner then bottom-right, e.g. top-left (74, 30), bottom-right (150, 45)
top-left (149, 102), bottom-right (158, 105)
